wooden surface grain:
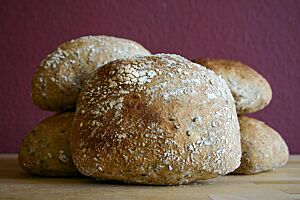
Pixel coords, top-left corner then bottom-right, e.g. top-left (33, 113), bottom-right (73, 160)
top-left (0, 154), bottom-right (299, 200)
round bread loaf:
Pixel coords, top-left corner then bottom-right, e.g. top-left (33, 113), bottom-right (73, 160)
top-left (32, 35), bottom-right (151, 111)
top-left (19, 112), bottom-right (79, 176)
top-left (234, 116), bottom-right (289, 174)
top-left (192, 58), bottom-right (272, 114)
top-left (70, 54), bottom-right (241, 185)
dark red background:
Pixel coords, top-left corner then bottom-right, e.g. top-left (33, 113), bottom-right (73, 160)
top-left (0, 0), bottom-right (299, 153)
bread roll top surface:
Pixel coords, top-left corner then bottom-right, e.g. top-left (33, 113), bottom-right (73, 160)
top-left (192, 58), bottom-right (272, 114)
top-left (32, 35), bottom-right (151, 111)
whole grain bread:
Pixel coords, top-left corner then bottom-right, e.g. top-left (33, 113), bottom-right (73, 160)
top-left (192, 58), bottom-right (272, 114)
top-left (70, 54), bottom-right (241, 185)
top-left (18, 112), bottom-right (79, 176)
top-left (234, 116), bottom-right (289, 174)
top-left (32, 35), bottom-right (151, 111)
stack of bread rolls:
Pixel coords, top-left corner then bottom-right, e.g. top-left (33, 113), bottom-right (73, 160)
top-left (192, 58), bottom-right (289, 174)
top-left (19, 35), bottom-right (288, 185)
top-left (19, 35), bottom-right (151, 176)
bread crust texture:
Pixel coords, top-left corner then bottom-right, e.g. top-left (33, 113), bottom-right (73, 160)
top-left (234, 116), bottom-right (289, 174)
top-left (19, 112), bottom-right (80, 176)
top-left (192, 58), bottom-right (272, 114)
top-left (70, 54), bottom-right (241, 185)
top-left (32, 35), bottom-right (151, 111)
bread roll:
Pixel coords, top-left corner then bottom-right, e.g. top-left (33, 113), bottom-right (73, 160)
top-left (234, 116), bottom-right (289, 174)
top-left (32, 36), bottom-right (151, 111)
top-left (19, 112), bottom-right (79, 176)
top-left (192, 58), bottom-right (272, 114)
top-left (70, 54), bottom-right (241, 185)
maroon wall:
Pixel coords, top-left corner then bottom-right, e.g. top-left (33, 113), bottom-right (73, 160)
top-left (1, 0), bottom-right (299, 153)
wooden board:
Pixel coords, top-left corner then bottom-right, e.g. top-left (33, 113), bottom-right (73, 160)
top-left (0, 154), bottom-right (299, 200)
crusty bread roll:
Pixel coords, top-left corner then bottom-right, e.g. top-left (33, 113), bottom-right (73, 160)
top-left (234, 116), bottom-right (289, 174)
top-left (19, 112), bottom-right (79, 176)
top-left (192, 58), bottom-right (272, 114)
top-left (70, 54), bottom-right (241, 185)
top-left (32, 35), bottom-right (151, 111)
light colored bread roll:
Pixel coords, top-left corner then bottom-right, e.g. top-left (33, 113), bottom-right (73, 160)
top-left (32, 35), bottom-right (151, 111)
top-left (192, 58), bottom-right (272, 114)
top-left (19, 112), bottom-right (79, 176)
top-left (70, 54), bottom-right (241, 185)
top-left (234, 116), bottom-right (289, 174)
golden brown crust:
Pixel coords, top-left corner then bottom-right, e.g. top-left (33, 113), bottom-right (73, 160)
top-left (32, 35), bottom-right (151, 111)
top-left (18, 112), bottom-right (80, 176)
top-left (192, 58), bottom-right (272, 114)
top-left (70, 54), bottom-right (241, 185)
top-left (234, 116), bottom-right (289, 174)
